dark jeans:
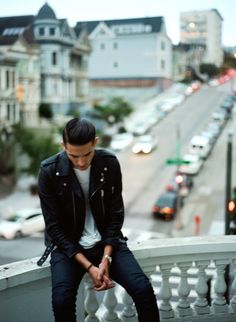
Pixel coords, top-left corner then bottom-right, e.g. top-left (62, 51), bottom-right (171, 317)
top-left (50, 242), bottom-right (160, 322)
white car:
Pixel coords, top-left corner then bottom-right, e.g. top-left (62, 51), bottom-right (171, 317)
top-left (178, 154), bottom-right (204, 175)
top-left (188, 135), bottom-right (212, 160)
top-left (0, 208), bottom-right (44, 239)
top-left (110, 133), bottom-right (134, 151)
top-left (132, 135), bottom-right (158, 154)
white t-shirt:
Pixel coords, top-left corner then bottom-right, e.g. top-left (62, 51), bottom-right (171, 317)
top-left (74, 166), bottom-right (101, 249)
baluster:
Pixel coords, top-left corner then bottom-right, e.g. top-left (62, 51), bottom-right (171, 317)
top-left (194, 260), bottom-right (211, 315)
top-left (84, 278), bottom-right (100, 322)
top-left (102, 287), bottom-right (121, 322)
top-left (120, 290), bottom-right (137, 322)
top-left (212, 259), bottom-right (229, 313)
top-left (230, 259), bottom-right (236, 312)
top-left (159, 263), bottom-right (175, 319)
top-left (176, 261), bottom-right (193, 317)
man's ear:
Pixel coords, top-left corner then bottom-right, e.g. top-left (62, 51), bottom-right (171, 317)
top-left (94, 137), bottom-right (99, 146)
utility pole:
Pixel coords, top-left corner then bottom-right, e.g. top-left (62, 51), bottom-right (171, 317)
top-left (225, 132), bottom-right (233, 303)
top-left (175, 124), bottom-right (183, 230)
top-left (225, 132), bottom-right (233, 235)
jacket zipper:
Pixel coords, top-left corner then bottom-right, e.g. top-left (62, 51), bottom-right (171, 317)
top-left (90, 182), bottom-right (105, 200)
top-left (100, 189), bottom-right (105, 216)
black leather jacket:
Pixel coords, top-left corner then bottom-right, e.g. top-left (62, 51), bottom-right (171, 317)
top-left (38, 149), bottom-right (125, 259)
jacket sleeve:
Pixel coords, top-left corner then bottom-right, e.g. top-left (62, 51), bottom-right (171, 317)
top-left (102, 157), bottom-right (125, 247)
top-left (38, 165), bottom-right (83, 258)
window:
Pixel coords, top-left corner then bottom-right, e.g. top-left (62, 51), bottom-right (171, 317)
top-left (12, 104), bottom-right (16, 121)
top-left (161, 41), bottom-right (165, 50)
top-left (49, 28), bottom-right (55, 36)
top-left (161, 60), bottom-right (165, 70)
top-left (6, 70), bottom-right (9, 89)
top-left (2, 27), bottom-right (24, 36)
top-left (39, 27), bottom-right (45, 36)
top-left (100, 43), bottom-right (105, 50)
top-left (7, 104), bottom-right (10, 121)
top-left (52, 52), bottom-right (57, 65)
top-left (113, 42), bottom-right (118, 50)
top-left (12, 71), bottom-right (15, 88)
top-left (113, 62), bottom-right (118, 68)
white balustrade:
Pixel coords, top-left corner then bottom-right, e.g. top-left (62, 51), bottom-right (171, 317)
top-left (229, 259), bottom-right (236, 313)
top-left (159, 263), bottom-right (175, 319)
top-left (212, 259), bottom-right (229, 314)
top-left (1, 236), bottom-right (236, 322)
top-left (194, 260), bottom-right (211, 315)
top-left (176, 261), bottom-right (193, 317)
top-left (84, 278), bottom-right (100, 322)
top-left (102, 287), bottom-right (121, 322)
top-left (120, 290), bottom-right (137, 322)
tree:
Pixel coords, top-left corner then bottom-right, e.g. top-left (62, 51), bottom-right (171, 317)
top-left (39, 103), bottom-right (53, 119)
top-left (0, 127), bottom-right (15, 175)
top-left (94, 96), bottom-right (133, 124)
top-left (199, 63), bottom-right (219, 78)
top-left (14, 125), bottom-right (59, 177)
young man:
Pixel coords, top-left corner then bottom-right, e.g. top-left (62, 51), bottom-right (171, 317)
top-left (38, 118), bottom-right (160, 322)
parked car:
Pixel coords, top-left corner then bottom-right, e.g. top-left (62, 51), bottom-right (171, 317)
top-left (0, 208), bottom-right (44, 239)
top-left (110, 132), bottom-right (134, 151)
top-left (132, 135), bottom-right (158, 154)
top-left (206, 121), bottom-right (221, 140)
top-left (131, 121), bottom-right (150, 136)
top-left (178, 154), bottom-right (204, 175)
top-left (152, 191), bottom-right (183, 220)
top-left (188, 135), bottom-right (212, 160)
top-left (166, 174), bottom-right (194, 197)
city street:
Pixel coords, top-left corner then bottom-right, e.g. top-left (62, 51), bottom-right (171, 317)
top-left (0, 81), bottom-right (235, 265)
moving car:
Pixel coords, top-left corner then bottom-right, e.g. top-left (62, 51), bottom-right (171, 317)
top-left (0, 208), bottom-right (44, 239)
top-left (152, 191), bottom-right (183, 220)
top-left (110, 132), bottom-right (134, 151)
top-left (132, 135), bottom-right (158, 154)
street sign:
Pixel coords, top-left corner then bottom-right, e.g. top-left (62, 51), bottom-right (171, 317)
top-left (166, 158), bottom-right (191, 165)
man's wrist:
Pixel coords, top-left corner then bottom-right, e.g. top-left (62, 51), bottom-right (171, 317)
top-left (87, 263), bottom-right (93, 272)
top-left (103, 254), bottom-right (112, 264)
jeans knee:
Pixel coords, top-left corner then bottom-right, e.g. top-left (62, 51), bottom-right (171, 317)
top-left (52, 287), bottom-right (76, 310)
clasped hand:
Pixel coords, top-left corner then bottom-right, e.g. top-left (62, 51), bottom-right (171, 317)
top-left (88, 260), bottom-right (115, 291)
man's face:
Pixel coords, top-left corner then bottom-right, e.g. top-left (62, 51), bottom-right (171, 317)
top-left (63, 138), bottom-right (98, 170)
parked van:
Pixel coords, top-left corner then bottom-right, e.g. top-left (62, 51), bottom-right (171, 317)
top-left (188, 135), bottom-right (212, 160)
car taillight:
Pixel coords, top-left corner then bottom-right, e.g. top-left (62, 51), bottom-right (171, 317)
top-left (163, 207), bottom-right (174, 214)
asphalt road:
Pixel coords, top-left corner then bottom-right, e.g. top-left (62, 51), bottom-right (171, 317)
top-left (0, 82), bottom-right (235, 265)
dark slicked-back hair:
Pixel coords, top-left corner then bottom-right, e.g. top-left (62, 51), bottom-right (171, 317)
top-left (62, 118), bottom-right (96, 145)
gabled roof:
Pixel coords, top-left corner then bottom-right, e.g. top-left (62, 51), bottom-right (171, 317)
top-left (75, 16), bottom-right (164, 35)
top-left (0, 15), bottom-right (34, 45)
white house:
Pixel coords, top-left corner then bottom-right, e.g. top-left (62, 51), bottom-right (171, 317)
top-left (75, 17), bottom-right (173, 92)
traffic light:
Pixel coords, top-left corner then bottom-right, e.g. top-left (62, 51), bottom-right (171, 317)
top-left (175, 174), bottom-right (184, 185)
top-left (228, 200), bottom-right (236, 213)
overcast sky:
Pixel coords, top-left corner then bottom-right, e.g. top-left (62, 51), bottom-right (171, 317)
top-left (1, 0), bottom-right (236, 46)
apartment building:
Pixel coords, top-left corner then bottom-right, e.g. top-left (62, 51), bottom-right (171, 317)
top-left (180, 9), bottom-right (223, 67)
